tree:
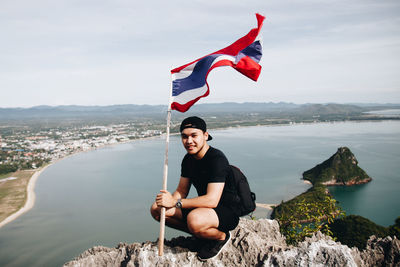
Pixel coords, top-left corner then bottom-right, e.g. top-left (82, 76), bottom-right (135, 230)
top-left (277, 194), bottom-right (344, 245)
top-left (0, 164), bottom-right (18, 175)
top-left (330, 215), bottom-right (389, 249)
top-left (388, 216), bottom-right (400, 238)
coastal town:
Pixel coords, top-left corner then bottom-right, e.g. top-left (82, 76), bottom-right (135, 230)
top-left (0, 123), bottom-right (163, 174)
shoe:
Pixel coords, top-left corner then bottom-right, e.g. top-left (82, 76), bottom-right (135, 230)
top-left (197, 232), bottom-right (231, 261)
top-left (187, 236), bottom-right (208, 252)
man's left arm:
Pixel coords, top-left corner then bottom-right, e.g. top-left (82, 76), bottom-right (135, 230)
top-left (180, 182), bottom-right (224, 209)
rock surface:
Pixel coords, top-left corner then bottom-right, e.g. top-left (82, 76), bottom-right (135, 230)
top-left (64, 218), bottom-right (400, 267)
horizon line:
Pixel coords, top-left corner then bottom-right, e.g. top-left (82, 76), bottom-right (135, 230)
top-left (1, 101), bottom-right (400, 109)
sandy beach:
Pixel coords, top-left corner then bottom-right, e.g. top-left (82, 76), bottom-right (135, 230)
top-left (0, 164), bottom-right (50, 228)
top-left (256, 203), bottom-right (276, 210)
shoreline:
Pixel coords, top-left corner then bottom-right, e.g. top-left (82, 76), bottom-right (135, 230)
top-left (0, 164), bottom-right (51, 228)
top-left (0, 119), bottom-right (396, 228)
top-left (0, 134), bottom-right (163, 228)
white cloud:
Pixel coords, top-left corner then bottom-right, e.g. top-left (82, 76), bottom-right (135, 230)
top-left (0, 0), bottom-right (399, 107)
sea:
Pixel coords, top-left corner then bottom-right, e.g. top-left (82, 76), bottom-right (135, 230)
top-left (0, 120), bottom-right (399, 267)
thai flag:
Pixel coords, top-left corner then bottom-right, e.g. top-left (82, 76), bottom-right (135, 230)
top-left (170, 13), bottom-right (265, 112)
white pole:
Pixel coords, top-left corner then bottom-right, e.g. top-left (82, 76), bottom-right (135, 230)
top-left (158, 78), bottom-right (174, 256)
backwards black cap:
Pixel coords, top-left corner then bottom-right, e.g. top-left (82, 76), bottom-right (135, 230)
top-left (180, 116), bottom-right (213, 141)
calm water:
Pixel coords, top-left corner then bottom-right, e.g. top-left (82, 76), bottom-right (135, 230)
top-left (0, 120), bottom-right (399, 266)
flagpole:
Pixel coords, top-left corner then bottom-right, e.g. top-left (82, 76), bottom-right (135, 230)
top-left (158, 77), bottom-right (173, 256)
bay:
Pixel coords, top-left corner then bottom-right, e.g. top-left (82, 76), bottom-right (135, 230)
top-left (0, 120), bottom-right (399, 266)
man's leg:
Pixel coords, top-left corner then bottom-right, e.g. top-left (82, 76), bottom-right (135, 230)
top-left (187, 207), bottom-right (239, 261)
top-left (186, 208), bottom-right (233, 261)
top-left (186, 208), bottom-right (226, 240)
top-left (150, 202), bottom-right (190, 234)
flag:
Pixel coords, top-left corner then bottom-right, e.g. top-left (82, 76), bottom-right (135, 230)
top-left (170, 13), bottom-right (265, 112)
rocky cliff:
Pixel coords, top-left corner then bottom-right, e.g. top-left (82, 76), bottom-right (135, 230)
top-left (303, 147), bottom-right (372, 186)
top-left (64, 219), bottom-right (400, 267)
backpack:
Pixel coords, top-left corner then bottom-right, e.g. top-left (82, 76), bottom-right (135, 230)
top-left (229, 165), bottom-right (256, 217)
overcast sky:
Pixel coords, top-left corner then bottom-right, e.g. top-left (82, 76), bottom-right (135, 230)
top-left (1, 0), bottom-right (399, 108)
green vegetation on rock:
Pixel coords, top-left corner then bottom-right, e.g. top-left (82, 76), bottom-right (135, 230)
top-left (272, 185), bottom-right (331, 221)
top-left (330, 215), bottom-right (400, 250)
top-left (302, 147), bottom-right (371, 185)
top-left (272, 185), bottom-right (344, 245)
top-left (388, 217), bottom-right (400, 238)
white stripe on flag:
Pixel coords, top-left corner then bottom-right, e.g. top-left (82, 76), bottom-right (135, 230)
top-left (171, 84), bottom-right (208, 105)
top-left (172, 55), bottom-right (236, 82)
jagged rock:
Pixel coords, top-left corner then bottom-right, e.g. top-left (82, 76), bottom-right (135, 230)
top-left (266, 232), bottom-right (362, 266)
top-left (64, 219), bottom-right (400, 267)
top-left (360, 235), bottom-right (400, 267)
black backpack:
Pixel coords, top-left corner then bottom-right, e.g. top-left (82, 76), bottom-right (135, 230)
top-left (229, 165), bottom-right (256, 217)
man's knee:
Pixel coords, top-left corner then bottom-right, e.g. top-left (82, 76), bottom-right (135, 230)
top-left (186, 210), bottom-right (211, 234)
top-left (150, 202), bottom-right (160, 221)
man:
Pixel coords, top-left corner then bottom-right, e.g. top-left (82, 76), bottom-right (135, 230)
top-left (150, 116), bottom-right (239, 261)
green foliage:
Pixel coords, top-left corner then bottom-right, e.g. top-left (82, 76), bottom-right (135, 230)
top-left (0, 164), bottom-right (18, 175)
top-left (272, 185), bottom-right (329, 220)
top-left (274, 189), bottom-right (344, 245)
top-left (388, 216), bottom-right (400, 237)
top-left (330, 215), bottom-right (389, 249)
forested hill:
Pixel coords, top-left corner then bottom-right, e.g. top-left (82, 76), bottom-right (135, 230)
top-left (302, 147), bottom-right (372, 186)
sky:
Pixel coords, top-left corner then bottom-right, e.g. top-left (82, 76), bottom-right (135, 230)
top-left (1, 0), bottom-right (400, 108)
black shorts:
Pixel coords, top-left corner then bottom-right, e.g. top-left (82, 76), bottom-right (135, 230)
top-left (181, 204), bottom-right (239, 232)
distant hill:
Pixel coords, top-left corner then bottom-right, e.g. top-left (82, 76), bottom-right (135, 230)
top-left (295, 103), bottom-right (364, 115)
top-left (187, 102), bottom-right (299, 113)
top-left (302, 147), bottom-right (372, 186)
top-left (0, 102), bottom-right (299, 119)
top-left (1, 102), bottom-right (399, 126)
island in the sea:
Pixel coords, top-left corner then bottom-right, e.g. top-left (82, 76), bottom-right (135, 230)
top-left (302, 146), bottom-right (372, 186)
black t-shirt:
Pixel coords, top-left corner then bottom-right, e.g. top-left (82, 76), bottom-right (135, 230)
top-left (181, 146), bottom-right (237, 206)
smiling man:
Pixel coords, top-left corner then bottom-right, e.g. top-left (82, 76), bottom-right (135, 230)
top-left (150, 116), bottom-right (239, 261)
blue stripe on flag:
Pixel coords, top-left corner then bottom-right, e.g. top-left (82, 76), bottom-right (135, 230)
top-left (172, 40), bottom-right (262, 97)
top-left (172, 54), bottom-right (219, 96)
top-left (239, 40), bottom-right (262, 63)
